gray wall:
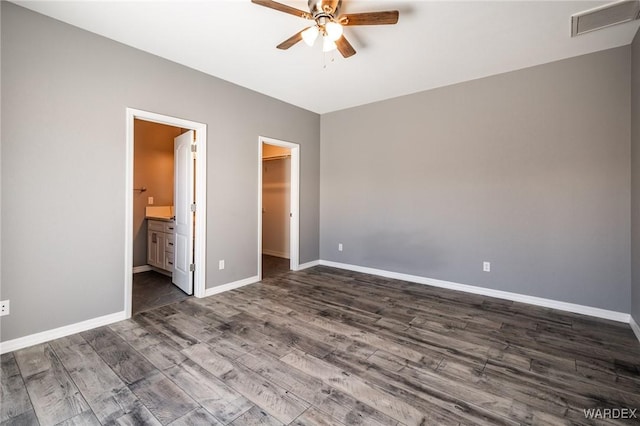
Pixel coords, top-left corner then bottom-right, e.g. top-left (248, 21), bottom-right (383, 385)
top-left (321, 46), bottom-right (631, 312)
top-left (632, 29), bottom-right (640, 322)
top-left (1, 2), bottom-right (320, 342)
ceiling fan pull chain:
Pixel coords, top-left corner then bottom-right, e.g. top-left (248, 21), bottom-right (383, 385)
top-left (322, 50), bottom-right (336, 69)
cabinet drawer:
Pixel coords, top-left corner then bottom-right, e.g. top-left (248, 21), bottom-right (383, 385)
top-left (164, 251), bottom-right (174, 271)
top-left (164, 222), bottom-right (176, 233)
top-left (148, 220), bottom-right (165, 232)
top-left (165, 233), bottom-right (175, 253)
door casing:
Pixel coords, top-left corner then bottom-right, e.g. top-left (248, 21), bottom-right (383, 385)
top-left (125, 108), bottom-right (207, 318)
top-left (258, 136), bottom-right (300, 278)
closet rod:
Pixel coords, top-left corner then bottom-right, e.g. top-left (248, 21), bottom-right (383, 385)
top-left (263, 155), bottom-right (291, 162)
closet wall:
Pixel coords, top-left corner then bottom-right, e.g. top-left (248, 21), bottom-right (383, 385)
top-left (262, 145), bottom-right (291, 258)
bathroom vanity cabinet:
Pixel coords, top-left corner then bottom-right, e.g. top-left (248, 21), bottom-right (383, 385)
top-left (147, 219), bottom-right (175, 273)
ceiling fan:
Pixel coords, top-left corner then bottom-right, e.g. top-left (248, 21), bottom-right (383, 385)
top-left (251, 0), bottom-right (399, 58)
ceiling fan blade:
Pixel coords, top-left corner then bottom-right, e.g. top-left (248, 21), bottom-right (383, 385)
top-left (251, 0), bottom-right (311, 19)
top-left (335, 36), bottom-right (356, 58)
top-left (338, 11), bottom-right (399, 26)
top-left (277, 29), bottom-right (305, 50)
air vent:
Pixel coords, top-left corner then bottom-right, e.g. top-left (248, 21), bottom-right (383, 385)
top-left (571, 0), bottom-right (640, 37)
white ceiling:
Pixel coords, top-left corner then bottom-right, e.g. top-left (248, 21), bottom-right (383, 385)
top-left (14, 0), bottom-right (640, 114)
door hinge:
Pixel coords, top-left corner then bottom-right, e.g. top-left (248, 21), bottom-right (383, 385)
top-left (190, 203), bottom-right (196, 212)
top-left (189, 264), bottom-right (195, 272)
top-left (191, 144), bottom-right (197, 153)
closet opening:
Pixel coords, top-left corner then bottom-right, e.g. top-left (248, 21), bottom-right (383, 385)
top-left (258, 137), bottom-right (300, 279)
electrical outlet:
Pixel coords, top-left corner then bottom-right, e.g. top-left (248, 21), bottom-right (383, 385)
top-left (148, 196), bottom-right (154, 205)
top-left (483, 261), bottom-right (491, 272)
top-left (219, 260), bottom-right (225, 270)
top-left (0, 300), bottom-right (9, 316)
top-left (338, 243), bottom-right (343, 252)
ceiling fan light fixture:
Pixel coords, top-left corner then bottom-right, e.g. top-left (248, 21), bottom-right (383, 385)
top-left (251, 0), bottom-right (399, 59)
top-left (301, 25), bottom-right (319, 46)
top-left (325, 21), bottom-right (343, 41)
top-left (322, 35), bottom-right (337, 52)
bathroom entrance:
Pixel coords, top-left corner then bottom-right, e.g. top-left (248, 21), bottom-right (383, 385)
top-left (131, 120), bottom-right (189, 314)
top-left (125, 109), bottom-right (207, 318)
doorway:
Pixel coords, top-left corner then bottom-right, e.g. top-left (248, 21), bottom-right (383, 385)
top-left (125, 109), bottom-right (207, 318)
top-left (132, 120), bottom-right (189, 314)
top-left (258, 137), bottom-right (300, 279)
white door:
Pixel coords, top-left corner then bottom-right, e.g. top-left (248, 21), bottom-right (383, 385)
top-left (173, 130), bottom-right (194, 294)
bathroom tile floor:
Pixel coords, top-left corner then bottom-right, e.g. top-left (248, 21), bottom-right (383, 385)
top-left (132, 271), bottom-right (190, 315)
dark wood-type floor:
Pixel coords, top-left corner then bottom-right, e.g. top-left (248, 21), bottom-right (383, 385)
top-left (132, 271), bottom-right (190, 315)
top-left (2, 266), bottom-right (640, 425)
top-left (132, 255), bottom-right (287, 315)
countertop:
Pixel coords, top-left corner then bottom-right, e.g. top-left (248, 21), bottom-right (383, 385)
top-left (146, 216), bottom-right (174, 222)
top-left (146, 206), bottom-right (174, 221)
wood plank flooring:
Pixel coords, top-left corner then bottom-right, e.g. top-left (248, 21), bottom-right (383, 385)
top-left (2, 266), bottom-right (640, 425)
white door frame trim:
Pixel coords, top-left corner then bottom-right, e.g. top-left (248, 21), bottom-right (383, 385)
top-left (125, 108), bottom-right (207, 318)
top-left (258, 136), bottom-right (300, 279)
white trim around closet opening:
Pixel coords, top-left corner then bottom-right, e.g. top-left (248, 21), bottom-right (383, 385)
top-left (258, 136), bottom-right (300, 279)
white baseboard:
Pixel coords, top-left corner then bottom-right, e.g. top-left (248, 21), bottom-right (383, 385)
top-left (262, 249), bottom-right (290, 259)
top-left (132, 265), bottom-right (171, 277)
top-left (132, 265), bottom-right (152, 274)
top-left (0, 311), bottom-right (127, 355)
top-left (319, 260), bottom-right (631, 323)
top-left (202, 275), bottom-right (260, 298)
top-left (630, 316), bottom-right (640, 343)
top-left (2, 272), bottom-right (264, 355)
top-left (4, 263), bottom-right (633, 354)
top-left (297, 260), bottom-right (320, 270)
